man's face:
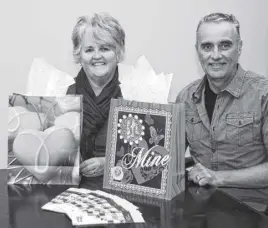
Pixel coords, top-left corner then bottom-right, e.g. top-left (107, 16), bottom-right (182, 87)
top-left (196, 22), bottom-right (242, 81)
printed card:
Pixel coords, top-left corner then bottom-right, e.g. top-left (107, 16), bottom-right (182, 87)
top-left (42, 188), bottom-right (145, 226)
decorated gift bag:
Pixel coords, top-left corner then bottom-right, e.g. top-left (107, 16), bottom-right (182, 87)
top-left (8, 94), bottom-right (81, 185)
top-left (103, 56), bottom-right (185, 200)
top-left (7, 59), bottom-right (81, 185)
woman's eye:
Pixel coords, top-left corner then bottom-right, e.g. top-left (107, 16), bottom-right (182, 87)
top-left (100, 47), bottom-right (109, 51)
top-left (85, 48), bottom-right (94, 53)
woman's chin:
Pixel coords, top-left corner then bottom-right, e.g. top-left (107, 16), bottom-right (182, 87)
top-left (93, 73), bottom-right (109, 80)
top-left (85, 66), bottom-right (116, 84)
top-left (89, 72), bottom-right (112, 85)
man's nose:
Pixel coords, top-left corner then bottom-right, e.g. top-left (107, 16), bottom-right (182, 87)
top-left (211, 47), bottom-right (222, 60)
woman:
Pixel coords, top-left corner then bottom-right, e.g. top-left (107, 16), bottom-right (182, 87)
top-left (67, 13), bottom-right (125, 178)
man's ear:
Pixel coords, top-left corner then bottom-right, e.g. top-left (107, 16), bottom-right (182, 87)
top-left (195, 43), bottom-right (200, 59)
top-left (238, 39), bottom-right (243, 55)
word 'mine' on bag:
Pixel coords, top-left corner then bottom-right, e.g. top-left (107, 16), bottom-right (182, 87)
top-left (103, 98), bottom-right (185, 200)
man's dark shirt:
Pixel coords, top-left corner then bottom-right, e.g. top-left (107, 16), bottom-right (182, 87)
top-left (204, 79), bottom-right (217, 123)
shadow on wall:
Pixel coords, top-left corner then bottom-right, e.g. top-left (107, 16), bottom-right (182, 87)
top-left (168, 51), bottom-right (204, 103)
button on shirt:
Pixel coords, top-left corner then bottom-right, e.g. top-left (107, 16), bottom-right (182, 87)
top-left (175, 65), bottom-right (268, 171)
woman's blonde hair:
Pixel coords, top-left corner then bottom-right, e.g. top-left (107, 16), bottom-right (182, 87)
top-left (72, 13), bottom-right (125, 64)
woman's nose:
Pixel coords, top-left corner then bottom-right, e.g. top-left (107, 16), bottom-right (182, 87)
top-left (93, 50), bottom-right (102, 59)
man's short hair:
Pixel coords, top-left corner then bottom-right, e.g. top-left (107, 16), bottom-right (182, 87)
top-left (196, 13), bottom-right (241, 41)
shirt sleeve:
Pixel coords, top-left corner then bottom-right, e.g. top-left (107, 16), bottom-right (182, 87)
top-left (175, 89), bottom-right (184, 104)
top-left (261, 86), bottom-right (268, 154)
top-left (175, 89), bottom-right (189, 153)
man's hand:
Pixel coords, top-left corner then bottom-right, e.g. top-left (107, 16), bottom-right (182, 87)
top-left (80, 157), bottom-right (105, 177)
top-left (188, 163), bottom-right (222, 186)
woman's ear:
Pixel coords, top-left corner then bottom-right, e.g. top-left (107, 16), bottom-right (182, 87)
top-left (116, 48), bottom-right (125, 63)
top-left (117, 50), bottom-right (121, 62)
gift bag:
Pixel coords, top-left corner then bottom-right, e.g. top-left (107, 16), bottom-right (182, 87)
top-left (8, 93), bottom-right (82, 185)
top-left (103, 98), bottom-right (185, 200)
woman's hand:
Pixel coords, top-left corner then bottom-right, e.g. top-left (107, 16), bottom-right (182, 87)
top-left (80, 157), bottom-right (106, 177)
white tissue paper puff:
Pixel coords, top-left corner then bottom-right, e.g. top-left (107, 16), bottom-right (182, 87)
top-left (26, 58), bottom-right (75, 96)
top-left (118, 56), bottom-right (173, 104)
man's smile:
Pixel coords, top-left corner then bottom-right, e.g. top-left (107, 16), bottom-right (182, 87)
top-left (208, 62), bottom-right (227, 70)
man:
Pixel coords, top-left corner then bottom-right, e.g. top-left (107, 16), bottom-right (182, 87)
top-left (176, 13), bottom-right (268, 188)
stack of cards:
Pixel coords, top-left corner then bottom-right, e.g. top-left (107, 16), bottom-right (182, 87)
top-left (41, 188), bottom-right (145, 226)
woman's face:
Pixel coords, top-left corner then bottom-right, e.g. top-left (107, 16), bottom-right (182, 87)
top-left (80, 27), bottom-right (118, 84)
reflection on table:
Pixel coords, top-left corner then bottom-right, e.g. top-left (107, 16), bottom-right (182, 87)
top-left (1, 170), bottom-right (268, 228)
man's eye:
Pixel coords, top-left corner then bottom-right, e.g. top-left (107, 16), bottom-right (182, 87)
top-left (202, 44), bottom-right (212, 51)
top-left (220, 43), bottom-right (232, 50)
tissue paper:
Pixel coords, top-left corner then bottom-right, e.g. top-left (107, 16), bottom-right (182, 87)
top-left (26, 58), bottom-right (75, 96)
top-left (118, 56), bottom-right (173, 104)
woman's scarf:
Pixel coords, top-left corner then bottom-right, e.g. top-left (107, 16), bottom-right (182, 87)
top-left (74, 67), bottom-right (122, 160)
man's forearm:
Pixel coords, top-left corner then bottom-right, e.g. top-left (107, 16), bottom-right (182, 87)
top-left (215, 162), bottom-right (268, 188)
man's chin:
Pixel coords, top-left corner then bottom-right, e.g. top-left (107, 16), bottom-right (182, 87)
top-left (207, 72), bottom-right (226, 80)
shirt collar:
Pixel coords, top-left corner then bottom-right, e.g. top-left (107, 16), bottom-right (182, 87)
top-left (191, 76), bottom-right (206, 103)
top-left (223, 64), bottom-right (245, 98)
top-left (192, 64), bottom-right (246, 103)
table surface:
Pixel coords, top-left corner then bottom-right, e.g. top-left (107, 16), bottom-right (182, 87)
top-left (1, 169), bottom-right (268, 228)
